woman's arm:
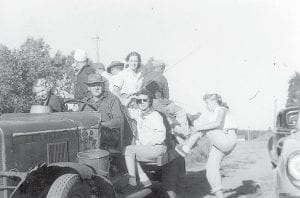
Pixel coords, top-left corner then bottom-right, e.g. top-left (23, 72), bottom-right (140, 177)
top-left (193, 107), bottom-right (227, 131)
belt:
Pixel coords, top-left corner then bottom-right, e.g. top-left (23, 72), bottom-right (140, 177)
top-left (154, 143), bottom-right (165, 146)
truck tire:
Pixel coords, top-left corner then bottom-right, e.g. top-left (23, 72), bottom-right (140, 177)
top-left (46, 174), bottom-right (91, 198)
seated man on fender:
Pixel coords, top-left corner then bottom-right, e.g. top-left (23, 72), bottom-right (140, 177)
top-left (79, 74), bottom-right (124, 150)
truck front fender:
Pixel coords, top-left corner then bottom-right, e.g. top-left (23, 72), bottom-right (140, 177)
top-left (10, 162), bottom-right (115, 198)
top-left (48, 162), bottom-right (96, 179)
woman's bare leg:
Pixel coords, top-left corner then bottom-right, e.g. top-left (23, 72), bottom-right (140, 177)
top-left (136, 162), bottom-right (150, 183)
top-left (124, 146), bottom-right (138, 186)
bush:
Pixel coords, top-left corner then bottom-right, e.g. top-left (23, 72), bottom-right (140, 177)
top-left (0, 38), bottom-right (75, 113)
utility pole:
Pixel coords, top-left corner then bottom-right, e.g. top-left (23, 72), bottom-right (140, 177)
top-left (273, 97), bottom-right (277, 130)
top-left (92, 35), bottom-right (100, 63)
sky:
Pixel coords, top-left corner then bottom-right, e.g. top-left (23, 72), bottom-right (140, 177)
top-left (1, 0), bottom-right (300, 130)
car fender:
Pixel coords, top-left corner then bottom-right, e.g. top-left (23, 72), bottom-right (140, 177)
top-left (275, 138), bottom-right (300, 196)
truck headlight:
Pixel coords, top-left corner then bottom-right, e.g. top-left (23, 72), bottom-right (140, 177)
top-left (287, 152), bottom-right (300, 181)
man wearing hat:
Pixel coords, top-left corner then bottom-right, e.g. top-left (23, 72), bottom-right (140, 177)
top-left (107, 61), bottom-right (124, 75)
top-left (92, 62), bottom-right (109, 90)
top-left (73, 49), bottom-right (95, 100)
top-left (79, 74), bottom-right (124, 150)
top-left (104, 61), bottom-right (124, 92)
top-left (142, 59), bottom-right (169, 99)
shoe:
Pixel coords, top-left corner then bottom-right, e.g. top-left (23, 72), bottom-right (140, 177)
top-left (120, 184), bottom-right (139, 194)
top-left (175, 145), bottom-right (188, 157)
top-left (140, 180), bottom-right (152, 188)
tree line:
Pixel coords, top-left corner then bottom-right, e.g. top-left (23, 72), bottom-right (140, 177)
top-left (0, 37), bottom-right (299, 113)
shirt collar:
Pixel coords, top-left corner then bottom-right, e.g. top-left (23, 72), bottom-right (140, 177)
top-left (88, 91), bottom-right (109, 103)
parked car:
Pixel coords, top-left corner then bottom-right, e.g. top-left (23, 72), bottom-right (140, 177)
top-left (0, 101), bottom-right (184, 198)
top-left (268, 106), bottom-right (300, 198)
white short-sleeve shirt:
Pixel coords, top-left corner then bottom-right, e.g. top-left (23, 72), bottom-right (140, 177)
top-left (113, 68), bottom-right (143, 95)
top-left (101, 72), bottom-right (119, 92)
top-left (209, 106), bottom-right (238, 130)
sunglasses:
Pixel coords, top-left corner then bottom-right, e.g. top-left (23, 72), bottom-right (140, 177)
top-left (88, 82), bottom-right (104, 87)
top-left (136, 99), bottom-right (149, 104)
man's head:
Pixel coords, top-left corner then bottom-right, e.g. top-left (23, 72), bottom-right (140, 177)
top-left (145, 81), bottom-right (164, 99)
top-left (152, 59), bottom-right (166, 73)
top-left (107, 61), bottom-right (124, 75)
top-left (92, 63), bottom-right (105, 75)
top-left (73, 49), bottom-right (88, 74)
top-left (134, 89), bottom-right (154, 111)
top-left (32, 78), bottom-right (51, 101)
top-left (85, 74), bottom-right (105, 98)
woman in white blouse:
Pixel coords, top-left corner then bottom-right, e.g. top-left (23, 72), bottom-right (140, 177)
top-left (113, 52), bottom-right (143, 103)
top-left (121, 90), bottom-right (167, 193)
top-left (176, 93), bottom-right (237, 198)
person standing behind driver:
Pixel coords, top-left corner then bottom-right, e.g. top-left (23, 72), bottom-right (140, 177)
top-left (73, 49), bottom-right (95, 100)
top-left (92, 62), bottom-right (109, 90)
top-left (143, 59), bottom-right (169, 99)
top-left (113, 52), bottom-right (143, 104)
top-left (105, 61), bottom-right (124, 93)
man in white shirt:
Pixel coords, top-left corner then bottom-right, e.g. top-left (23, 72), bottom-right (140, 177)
top-left (103, 61), bottom-right (124, 93)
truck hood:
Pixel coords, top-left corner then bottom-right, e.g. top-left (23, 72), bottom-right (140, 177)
top-left (0, 112), bottom-right (101, 135)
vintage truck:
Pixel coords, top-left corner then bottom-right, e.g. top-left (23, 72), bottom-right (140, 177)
top-left (0, 104), bottom-right (184, 198)
top-left (268, 106), bottom-right (300, 198)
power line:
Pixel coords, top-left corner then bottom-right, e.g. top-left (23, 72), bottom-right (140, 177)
top-left (167, 45), bottom-right (202, 70)
top-left (92, 35), bottom-right (100, 63)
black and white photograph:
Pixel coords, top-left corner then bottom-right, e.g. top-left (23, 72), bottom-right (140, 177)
top-left (0, 0), bottom-right (300, 197)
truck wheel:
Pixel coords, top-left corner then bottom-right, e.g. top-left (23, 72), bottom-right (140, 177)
top-left (46, 174), bottom-right (91, 198)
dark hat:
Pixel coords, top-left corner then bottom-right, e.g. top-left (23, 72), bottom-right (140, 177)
top-left (84, 74), bottom-right (105, 85)
top-left (107, 61), bottom-right (124, 74)
top-left (92, 62), bottom-right (105, 70)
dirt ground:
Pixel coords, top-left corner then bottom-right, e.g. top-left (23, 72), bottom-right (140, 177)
top-left (177, 133), bottom-right (276, 198)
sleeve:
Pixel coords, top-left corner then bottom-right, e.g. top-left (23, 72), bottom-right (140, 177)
top-left (161, 76), bottom-right (169, 99)
top-left (49, 95), bottom-right (63, 112)
top-left (148, 112), bottom-right (166, 145)
top-left (113, 71), bottom-right (124, 89)
top-left (126, 108), bottom-right (139, 120)
top-left (110, 97), bottom-right (123, 120)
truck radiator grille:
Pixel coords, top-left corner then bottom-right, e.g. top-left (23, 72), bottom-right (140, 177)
top-left (47, 142), bottom-right (68, 164)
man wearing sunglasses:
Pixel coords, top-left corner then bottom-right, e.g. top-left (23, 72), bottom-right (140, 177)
top-left (80, 74), bottom-right (123, 150)
top-left (121, 90), bottom-right (167, 193)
